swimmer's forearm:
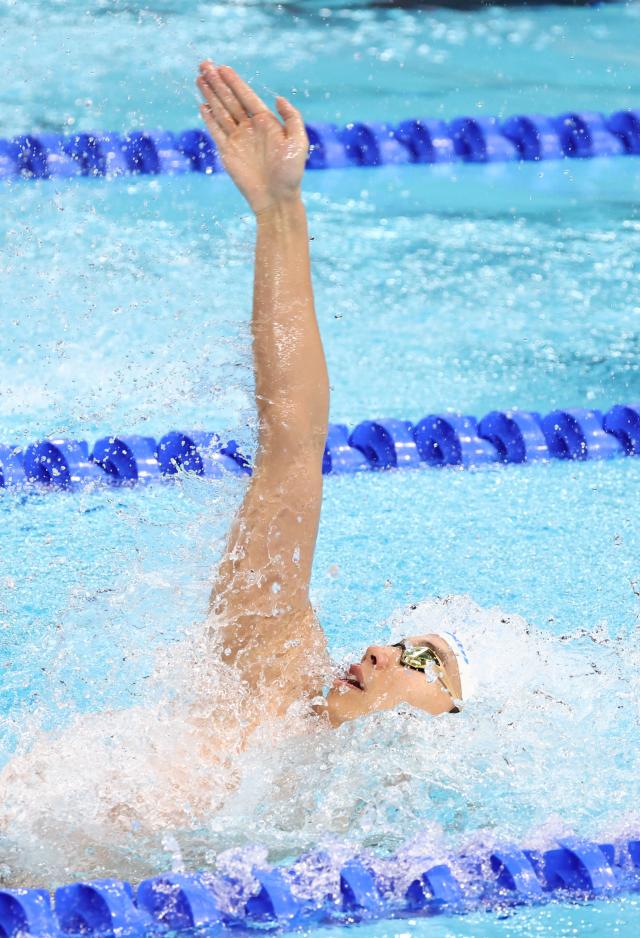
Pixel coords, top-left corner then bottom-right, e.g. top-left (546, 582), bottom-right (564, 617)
top-left (252, 199), bottom-right (329, 465)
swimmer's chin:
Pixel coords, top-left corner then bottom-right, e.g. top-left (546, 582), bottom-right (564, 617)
top-left (319, 682), bottom-right (381, 728)
top-left (312, 673), bottom-right (392, 727)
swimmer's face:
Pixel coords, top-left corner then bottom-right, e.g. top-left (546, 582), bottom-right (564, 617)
top-left (324, 634), bottom-right (461, 727)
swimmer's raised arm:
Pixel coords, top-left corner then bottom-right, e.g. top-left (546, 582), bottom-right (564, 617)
top-left (196, 63), bottom-right (329, 704)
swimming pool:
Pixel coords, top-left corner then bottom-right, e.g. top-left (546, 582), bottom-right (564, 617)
top-left (2, 0), bottom-right (640, 935)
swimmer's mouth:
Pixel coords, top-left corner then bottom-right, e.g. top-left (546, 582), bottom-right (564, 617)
top-left (335, 664), bottom-right (365, 691)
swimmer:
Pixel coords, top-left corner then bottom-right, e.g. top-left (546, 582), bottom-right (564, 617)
top-left (195, 62), bottom-right (474, 727)
top-left (0, 66), bottom-right (477, 887)
top-left (0, 65), bottom-right (584, 887)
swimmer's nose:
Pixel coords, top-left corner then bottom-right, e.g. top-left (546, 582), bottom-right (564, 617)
top-left (363, 646), bottom-right (395, 670)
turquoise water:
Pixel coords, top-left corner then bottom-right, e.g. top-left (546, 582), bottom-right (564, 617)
top-left (2, 1), bottom-right (640, 935)
top-left (1, 3), bottom-right (640, 443)
top-left (314, 892), bottom-right (640, 937)
top-left (3, 160), bottom-right (640, 446)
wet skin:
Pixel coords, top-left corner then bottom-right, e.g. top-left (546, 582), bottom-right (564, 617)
top-left (195, 67), bottom-right (462, 732)
top-left (325, 633), bottom-right (463, 727)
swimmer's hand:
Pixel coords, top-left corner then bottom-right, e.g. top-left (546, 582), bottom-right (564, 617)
top-left (196, 61), bottom-right (309, 217)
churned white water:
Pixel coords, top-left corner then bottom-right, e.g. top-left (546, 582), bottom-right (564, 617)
top-left (1, 589), bottom-right (638, 889)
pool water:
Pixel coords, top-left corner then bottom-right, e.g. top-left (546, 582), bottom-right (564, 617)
top-left (1, 2), bottom-right (640, 444)
top-left (314, 892), bottom-right (640, 937)
top-left (1, 0), bottom-right (640, 934)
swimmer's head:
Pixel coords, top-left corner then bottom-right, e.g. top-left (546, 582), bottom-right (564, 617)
top-left (325, 630), bottom-right (464, 726)
top-left (324, 598), bottom-right (483, 727)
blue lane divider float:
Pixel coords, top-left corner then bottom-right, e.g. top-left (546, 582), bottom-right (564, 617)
top-left (23, 440), bottom-right (106, 486)
top-left (0, 445), bottom-right (27, 487)
top-left (603, 404), bottom-right (640, 454)
top-left (155, 432), bottom-right (251, 478)
top-left (246, 869), bottom-right (300, 923)
top-left (0, 890), bottom-right (60, 938)
top-left (477, 410), bottom-right (549, 463)
top-left (2, 107), bottom-right (640, 181)
top-left (540, 409), bottom-right (625, 460)
top-left (501, 114), bottom-right (566, 161)
top-left (92, 435), bottom-right (160, 483)
top-left (348, 419), bottom-right (421, 470)
top-left (3, 834), bottom-right (640, 936)
top-left (405, 860), bottom-right (465, 912)
top-left (54, 881), bottom-right (153, 938)
top-left (322, 424), bottom-right (370, 474)
top-left (413, 414), bottom-right (499, 467)
top-left (136, 873), bottom-right (223, 931)
top-left (488, 846), bottom-right (544, 900)
top-left (448, 116), bottom-right (519, 163)
top-left (2, 404), bottom-right (640, 491)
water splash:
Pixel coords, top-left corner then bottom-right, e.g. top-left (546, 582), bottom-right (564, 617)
top-left (1, 595), bottom-right (638, 889)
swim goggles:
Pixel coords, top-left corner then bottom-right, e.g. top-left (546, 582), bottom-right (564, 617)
top-left (392, 640), bottom-right (460, 712)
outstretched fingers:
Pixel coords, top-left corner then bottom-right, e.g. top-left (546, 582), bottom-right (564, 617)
top-left (202, 64), bottom-right (248, 125)
top-left (199, 104), bottom-right (227, 150)
top-left (276, 96), bottom-right (307, 141)
top-left (196, 74), bottom-right (235, 136)
top-left (217, 65), bottom-right (270, 119)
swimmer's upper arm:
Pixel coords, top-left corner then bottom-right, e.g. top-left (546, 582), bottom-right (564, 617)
top-left (212, 452), bottom-right (323, 620)
top-left (209, 450), bottom-right (327, 691)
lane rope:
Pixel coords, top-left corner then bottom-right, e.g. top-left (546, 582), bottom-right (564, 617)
top-left (1, 404), bottom-right (639, 490)
top-left (2, 833), bottom-right (639, 935)
top-left (1, 108), bottom-right (639, 180)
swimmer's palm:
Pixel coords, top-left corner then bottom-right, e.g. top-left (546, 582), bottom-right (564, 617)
top-left (221, 105), bottom-right (308, 215)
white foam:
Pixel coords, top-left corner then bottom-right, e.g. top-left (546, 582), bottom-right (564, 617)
top-left (1, 596), bottom-right (639, 887)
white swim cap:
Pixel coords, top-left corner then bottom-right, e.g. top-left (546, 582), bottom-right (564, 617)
top-left (432, 629), bottom-right (479, 702)
top-left (387, 596), bottom-right (482, 704)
